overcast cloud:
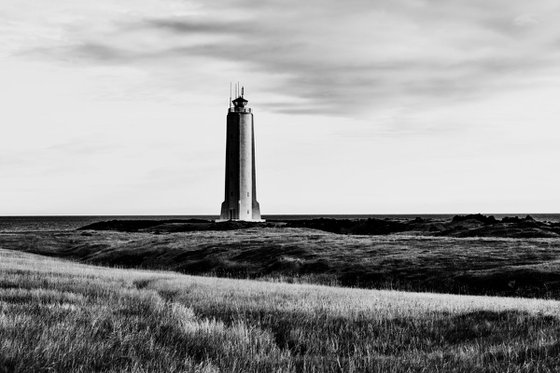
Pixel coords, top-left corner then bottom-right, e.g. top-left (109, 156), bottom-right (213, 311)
top-left (19, 0), bottom-right (560, 114)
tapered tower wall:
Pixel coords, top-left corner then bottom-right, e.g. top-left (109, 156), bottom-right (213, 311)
top-left (251, 121), bottom-right (261, 220)
top-left (237, 112), bottom-right (253, 220)
top-left (220, 113), bottom-right (240, 220)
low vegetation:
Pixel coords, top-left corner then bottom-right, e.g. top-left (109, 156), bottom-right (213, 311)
top-left (3, 227), bottom-right (560, 298)
top-left (2, 248), bottom-right (560, 372)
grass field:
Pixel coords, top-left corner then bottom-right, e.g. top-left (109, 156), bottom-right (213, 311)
top-left (3, 227), bottom-right (560, 298)
top-left (3, 248), bottom-right (560, 372)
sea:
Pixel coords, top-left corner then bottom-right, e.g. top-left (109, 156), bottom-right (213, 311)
top-left (0, 214), bottom-right (559, 233)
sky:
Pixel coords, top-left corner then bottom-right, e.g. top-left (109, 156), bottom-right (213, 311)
top-left (1, 0), bottom-right (559, 215)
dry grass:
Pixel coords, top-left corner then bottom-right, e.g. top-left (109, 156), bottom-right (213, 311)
top-left (3, 248), bottom-right (560, 372)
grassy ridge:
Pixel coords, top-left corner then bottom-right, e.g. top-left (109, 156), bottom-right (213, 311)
top-left (3, 228), bottom-right (560, 298)
top-left (3, 249), bottom-right (560, 372)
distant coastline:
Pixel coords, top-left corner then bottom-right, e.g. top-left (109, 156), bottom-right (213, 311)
top-left (1, 213), bottom-right (560, 233)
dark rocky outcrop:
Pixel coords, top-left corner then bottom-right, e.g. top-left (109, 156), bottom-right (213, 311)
top-left (79, 215), bottom-right (560, 238)
top-left (79, 219), bottom-right (282, 233)
top-left (285, 215), bottom-right (560, 238)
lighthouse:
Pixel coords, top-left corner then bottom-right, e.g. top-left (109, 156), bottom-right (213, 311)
top-left (219, 87), bottom-right (263, 222)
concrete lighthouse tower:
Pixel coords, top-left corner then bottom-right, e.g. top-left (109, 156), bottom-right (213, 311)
top-left (219, 86), bottom-right (263, 222)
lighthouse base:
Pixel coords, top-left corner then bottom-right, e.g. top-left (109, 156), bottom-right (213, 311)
top-left (215, 218), bottom-right (266, 223)
top-left (219, 200), bottom-right (263, 223)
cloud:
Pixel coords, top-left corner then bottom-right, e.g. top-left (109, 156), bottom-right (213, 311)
top-left (147, 18), bottom-right (254, 35)
top-left (9, 0), bottom-right (560, 119)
